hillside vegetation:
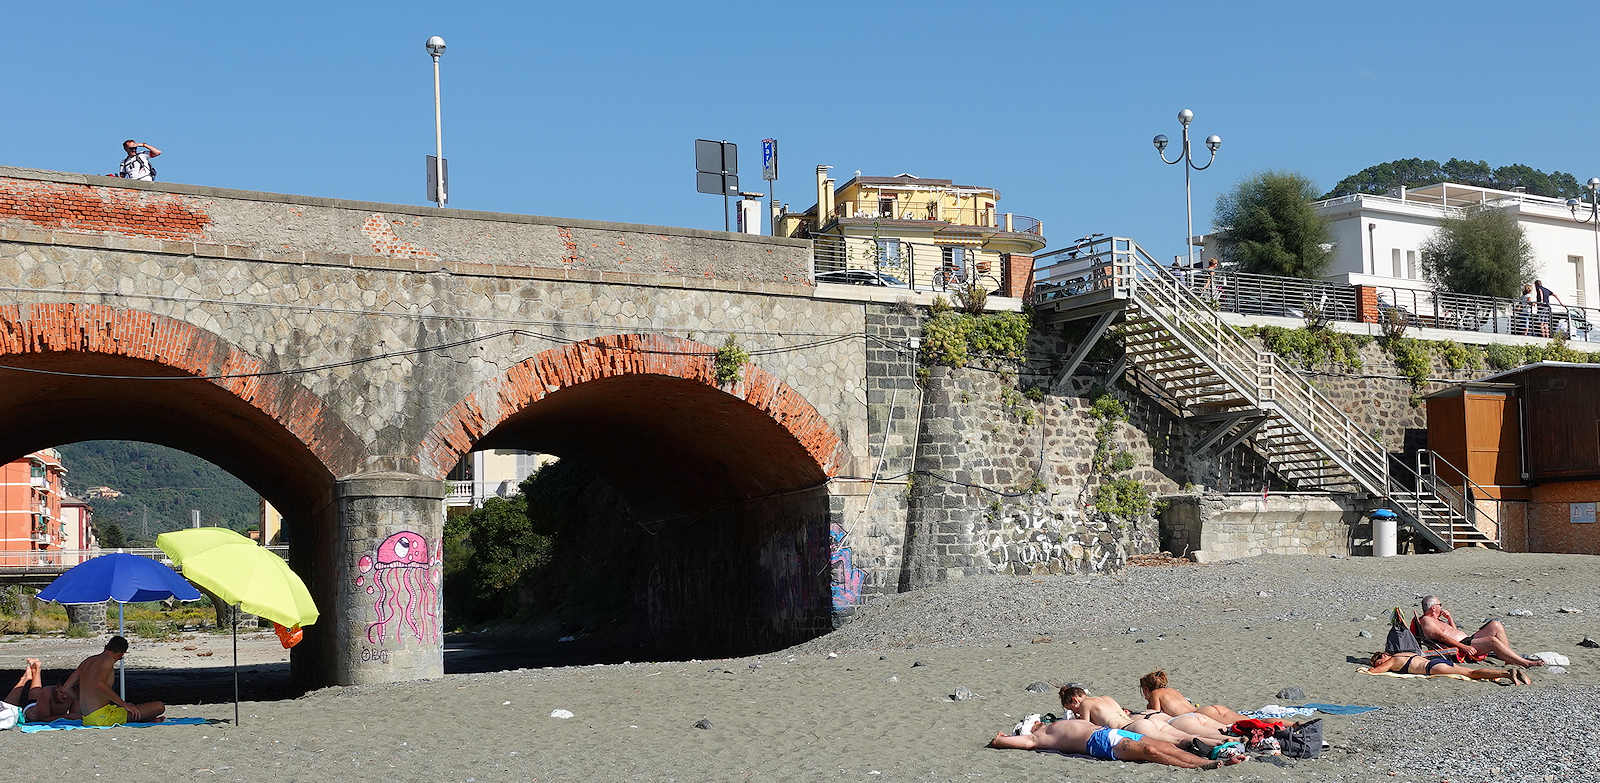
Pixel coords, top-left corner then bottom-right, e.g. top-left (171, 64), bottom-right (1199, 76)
top-left (54, 441), bottom-right (260, 546)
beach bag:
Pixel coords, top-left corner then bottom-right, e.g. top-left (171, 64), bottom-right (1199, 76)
top-left (0, 702), bottom-right (18, 730)
top-left (1385, 624), bottom-right (1421, 654)
top-left (1274, 719), bottom-right (1324, 759)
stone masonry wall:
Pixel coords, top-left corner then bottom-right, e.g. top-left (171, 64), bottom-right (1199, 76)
top-left (1160, 492), bottom-right (1361, 561)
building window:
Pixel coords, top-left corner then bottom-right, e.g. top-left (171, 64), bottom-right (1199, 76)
top-left (1391, 249), bottom-right (1403, 278)
top-left (874, 239), bottom-right (902, 268)
top-left (878, 196), bottom-right (896, 218)
top-left (941, 246), bottom-right (970, 274)
top-left (1406, 250), bottom-right (1418, 279)
top-left (1570, 255), bottom-right (1586, 306)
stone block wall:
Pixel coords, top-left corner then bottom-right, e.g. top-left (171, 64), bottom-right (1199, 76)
top-left (1159, 492), bottom-right (1359, 561)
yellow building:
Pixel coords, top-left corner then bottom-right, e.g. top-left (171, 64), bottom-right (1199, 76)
top-left (779, 166), bottom-right (1046, 297)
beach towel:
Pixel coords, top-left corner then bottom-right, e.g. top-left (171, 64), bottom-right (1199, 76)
top-left (1242, 705), bottom-right (1316, 719)
top-left (19, 717), bottom-right (210, 733)
top-left (1530, 652), bottom-right (1570, 666)
top-left (1357, 667), bottom-right (1474, 682)
top-left (1298, 703), bottom-right (1380, 716)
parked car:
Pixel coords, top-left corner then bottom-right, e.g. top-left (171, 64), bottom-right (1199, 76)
top-left (814, 269), bottom-right (907, 287)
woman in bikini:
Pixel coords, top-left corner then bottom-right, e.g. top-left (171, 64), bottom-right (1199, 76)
top-left (1368, 651), bottom-right (1531, 684)
top-left (1138, 670), bottom-right (1250, 725)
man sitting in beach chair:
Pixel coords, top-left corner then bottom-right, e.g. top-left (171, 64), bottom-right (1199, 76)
top-left (1415, 596), bottom-right (1545, 668)
top-left (2, 658), bottom-right (78, 724)
top-left (1059, 685), bottom-right (1237, 746)
top-left (67, 636), bottom-right (164, 726)
top-left (1138, 670), bottom-right (1250, 725)
top-left (1367, 651), bottom-right (1531, 684)
top-left (987, 715), bottom-right (1243, 769)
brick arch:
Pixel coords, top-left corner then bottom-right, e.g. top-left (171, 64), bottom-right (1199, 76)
top-left (0, 303), bottom-right (367, 491)
top-left (416, 334), bottom-right (842, 500)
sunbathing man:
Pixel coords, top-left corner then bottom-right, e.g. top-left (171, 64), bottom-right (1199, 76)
top-left (67, 636), bottom-right (164, 726)
top-left (1415, 596), bottom-right (1544, 668)
top-left (987, 716), bottom-right (1242, 769)
top-left (1058, 685), bottom-right (1235, 746)
top-left (2, 659), bottom-right (77, 723)
top-left (1368, 651), bottom-right (1531, 684)
top-left (1138, 669), bottom-right (1250, 725)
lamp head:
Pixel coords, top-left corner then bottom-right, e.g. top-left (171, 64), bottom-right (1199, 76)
top-left (1589, 177), bottom-right (1600, 189)
top-left (1153, 134), bottom-right (1169, 152)
top-left (1568, 198), bottom-right (1580, 210)
top-left (1205, 135), bottom-right (1221, 153)
top-left (425, 36), bottom-right (447, 57)
top-left (1177, 108), bottom-right (1194, 126)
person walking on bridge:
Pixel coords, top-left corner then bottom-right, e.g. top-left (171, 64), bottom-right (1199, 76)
top-left (117, 139), bottom-right (162, 181)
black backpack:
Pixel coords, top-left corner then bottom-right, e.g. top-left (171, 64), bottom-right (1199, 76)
top-left (1385, 624), bottom-right (1421, 654)
top-left (1274, 719), bottom-right (1324, 759)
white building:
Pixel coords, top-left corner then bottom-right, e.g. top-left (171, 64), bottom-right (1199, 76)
top-left (1314, 183), bottom-right (1600, 306)
top-left (444, 449), bottom-right (558, 512)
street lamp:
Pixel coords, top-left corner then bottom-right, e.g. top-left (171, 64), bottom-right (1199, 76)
top-left (1568, 177), bottom-right (1600, 305)
top-left (425, 35), bottom-right (448, 208)
top-left (1153, 108), bottom-right (1221, 268)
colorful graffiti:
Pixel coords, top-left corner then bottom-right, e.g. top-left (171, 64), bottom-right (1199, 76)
top-left (355, 530), bottom-right (442, 646)
top-left (829, 523), bottom-right (866, 609)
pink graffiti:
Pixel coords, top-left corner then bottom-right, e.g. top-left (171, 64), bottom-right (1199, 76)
top-left (356, 531), bottom-right (442, 646)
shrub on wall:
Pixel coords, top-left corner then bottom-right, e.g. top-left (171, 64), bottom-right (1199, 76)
top-left (1083, 393), bottom-right (1158, 519)
top-left (1242, 326), bottom-right (1368, 372)
top-left (920, 310), bottom-right (1032, 370)
top-left (713, 335), bottom-right (749, 385)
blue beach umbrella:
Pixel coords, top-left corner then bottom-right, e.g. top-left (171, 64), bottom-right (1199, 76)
top-left (37, 552), bottom-right (202, 698)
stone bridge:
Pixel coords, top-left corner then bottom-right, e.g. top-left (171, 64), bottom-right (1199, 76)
top-left (0, 167), bottom-right (933, 686)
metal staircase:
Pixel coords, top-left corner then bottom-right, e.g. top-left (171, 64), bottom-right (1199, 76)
top-left (1032, 237), bottom-right (1498, 551)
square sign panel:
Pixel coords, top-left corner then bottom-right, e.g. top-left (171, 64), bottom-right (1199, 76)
top-left (696, 171), bottom-right (726, 195)
top-left (695, 139), bottom-right (737, 174)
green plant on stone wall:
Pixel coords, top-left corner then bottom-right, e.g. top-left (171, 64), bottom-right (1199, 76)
top-left (713, 335), bottom-right (749, 386)
top-left (1242, 326), bottom-right (1367, 372)
top-left (1083, 393), bottom-right (1157, 519)
top-left (1094, 477), bottom-right (1155, 518)
top-left (1434, 341), bottom-right (1485, 372)
top-left (920, 310), bottom-right (1032, 370)
top-left (1383, 337), bottom-right (1432, 390)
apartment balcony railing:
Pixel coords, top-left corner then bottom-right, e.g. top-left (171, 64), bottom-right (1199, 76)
top-left (811, 239), bottom-right (1003, 295)
top-left (445, 479), bottom-right (474, 506)
top-left (830, 202), bottom-right (1041, 235)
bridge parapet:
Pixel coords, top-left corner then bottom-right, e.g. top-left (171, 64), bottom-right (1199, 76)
top-left (0, 167), bottom-right (813, 287)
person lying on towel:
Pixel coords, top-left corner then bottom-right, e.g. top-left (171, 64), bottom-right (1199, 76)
top-left (1368, 651), bottom-right (1531, 685)
top-left (1058, 685), bottom-right (1238, 747)
top-left (987, 715), bottom-right (1243, 769)
top-left (1137, 669), bottom-right (1250, 725)
top-left (2, 658), bottom-right (78, 724)
top-left (1415, 596), bottom-right (1544, 668)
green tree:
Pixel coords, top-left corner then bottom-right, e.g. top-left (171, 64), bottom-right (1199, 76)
top-left (459, 495), bottom-right (551, 599)
top-left (1213, 171), bottom-right (1332, 278)
top-left (1322, 158), bottom-right (1583, 200)
top-left (99, 523), bottom-right (126, 549)
top-left (1419, 208), bottom-right (1534, 298)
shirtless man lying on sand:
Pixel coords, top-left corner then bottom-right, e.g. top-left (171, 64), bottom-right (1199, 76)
top-left (1416, 595), bottom-right (1544, 668)
top-left (987, 716), bottom-right (1242, 770)
top-left (1138, 669), bottom-right (1249, 725)
top-left (2, 658), bottom-right (78, 723)
top-left (66, 636), bottom-right (164, 726)
top-left (1368, 651), bottom-right (1532, 684)
top-left (1059, 684), bottom-right (1236, 746)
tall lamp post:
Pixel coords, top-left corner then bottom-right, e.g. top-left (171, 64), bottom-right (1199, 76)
top-left (426, 35), bottom-right (448, 208)
top-left (1567, 177), bottom-right (1600, 306)
top-left (1153, 109), bottom-right (1221, 268)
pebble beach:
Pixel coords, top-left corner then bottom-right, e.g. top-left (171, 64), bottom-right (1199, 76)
top-left (2, 548), bottom-right (1596, 782)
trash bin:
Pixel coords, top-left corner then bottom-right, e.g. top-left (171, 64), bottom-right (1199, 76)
top-left (1370, 509), bottom-right (1398, 557)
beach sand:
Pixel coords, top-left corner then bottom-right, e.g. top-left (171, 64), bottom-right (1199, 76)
top-left (1, 549), bottom-right (1595, 782)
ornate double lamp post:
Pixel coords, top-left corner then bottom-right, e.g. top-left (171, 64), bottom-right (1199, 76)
top-left (1153, 109), bottom-right (1221, 268)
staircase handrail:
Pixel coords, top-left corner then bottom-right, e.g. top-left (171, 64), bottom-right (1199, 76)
top-left (1417, 449), bottom-right (1503, 547)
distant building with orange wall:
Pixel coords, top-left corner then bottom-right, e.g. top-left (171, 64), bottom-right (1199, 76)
top-left (0, 450), bottom-right (67, 565)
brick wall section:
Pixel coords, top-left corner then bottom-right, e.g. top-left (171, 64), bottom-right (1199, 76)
top-left (1001, 253), bottom-right (1033, 299)
top-left (0, 178), bottom-right (212, 240)
top-left (0, 303), bottom-right (366, 476)
top-left (1526, 481), bottom-right (1600, 554)
top-left (416, 333), bottom-right (842, 482)
top-left (1356, 286), bottom-right (1379, 323)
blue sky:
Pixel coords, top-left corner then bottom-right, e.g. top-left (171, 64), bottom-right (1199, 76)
top-left (10, 1), bottom-right (1599, 262)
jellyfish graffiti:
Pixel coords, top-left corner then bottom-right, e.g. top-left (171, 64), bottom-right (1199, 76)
top-left (355, 530), bottom-right (442, 646)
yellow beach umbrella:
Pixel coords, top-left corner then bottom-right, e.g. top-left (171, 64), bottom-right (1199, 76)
top-left (156, 527), bottom-right (318, 628)
top-left (156, 526), bottom-right (319, 726)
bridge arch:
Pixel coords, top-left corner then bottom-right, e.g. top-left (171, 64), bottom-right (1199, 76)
top-left (0, 304), bottom-right (366, 503)
top-left (417, 333), bottom-right (842, 505)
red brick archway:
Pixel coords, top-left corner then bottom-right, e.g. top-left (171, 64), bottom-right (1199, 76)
top-left (417, 334), bottom-right (841, 503)
top-left (0, 303), bottom-right (365, 514)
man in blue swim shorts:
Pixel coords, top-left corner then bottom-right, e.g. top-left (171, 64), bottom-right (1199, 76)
top-left (987, 716), bottom-right (1240, 769)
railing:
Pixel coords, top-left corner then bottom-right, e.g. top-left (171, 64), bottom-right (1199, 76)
top-left (1371, 284), bottom-right (1595, 341)
top-left (1006, 214), bottom-right (1044, 235)
top-left (445, 480), bottom-right (474, 504)
top-left (1033, 236), bottom-right (1493, 548)
top-left (1416, 449), bottom-right (1502, 548)
top-left (830, 202), bottom-right (1040, 235)
top-left (812, 238), bottom-right (1003, 294)
top-left (0, 545), bottom-right (289, 573)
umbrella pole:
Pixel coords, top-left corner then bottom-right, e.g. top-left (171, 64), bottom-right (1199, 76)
top-left (232, 603), bottom-right (239, 727)
top-left (118, 602), bottom-right (125, 700)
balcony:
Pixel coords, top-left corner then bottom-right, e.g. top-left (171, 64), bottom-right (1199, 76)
top-left (831, 201), bottom-right (1042, 235)
top-left (445, 480), bottom-right (474, 507)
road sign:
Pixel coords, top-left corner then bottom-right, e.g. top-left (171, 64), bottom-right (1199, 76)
top-left (695, 139), bottom-right (741, 230)
top-left (761, 139), bottom-right (778, 182)
top-left (426, 155), bottom-right (449, 205)
top-left (697, 171), bottom-right (739, 195)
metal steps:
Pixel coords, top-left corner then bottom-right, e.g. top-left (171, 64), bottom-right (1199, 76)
top-left (1035, 236), bottom-right (1500, 551)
